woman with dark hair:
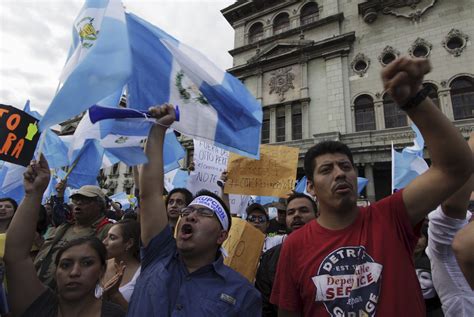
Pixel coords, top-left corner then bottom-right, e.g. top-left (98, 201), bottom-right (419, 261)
top-left (4, 156), bottom-right (125, 317)
top-left (101, 219), bottom-right (141, 309)
top-left (0, 197), bottom-right (17, 234)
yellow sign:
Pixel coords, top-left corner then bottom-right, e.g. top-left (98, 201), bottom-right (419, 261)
top-left (225, 144), bottom-right (299, 197)
top-left (223, 218), bottom-right (265, 282)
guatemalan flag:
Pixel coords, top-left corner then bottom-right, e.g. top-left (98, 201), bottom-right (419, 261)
top-left (125, 13), bottom-right (262, 158)
top-left (38, 0), bottom-right (131, 131)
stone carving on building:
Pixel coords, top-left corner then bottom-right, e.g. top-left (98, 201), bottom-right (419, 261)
top-left (382, 0), bottom-right (437, 22)
top-left (351, 53), bottom-right (371, 76)
top-left (269, 67), bottom-right (295, 102)
top-left (358, 0), bottom-right (437, 23)
top-left (408, 37), bottom-right (432, 58)
top-left (378, 46), bottom-right (400, 66)
top-left (442, 29), bottom-right (469, 57)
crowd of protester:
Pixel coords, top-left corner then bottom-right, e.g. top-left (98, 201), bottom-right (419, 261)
top-left (0, 57), bottom-right (473, 317)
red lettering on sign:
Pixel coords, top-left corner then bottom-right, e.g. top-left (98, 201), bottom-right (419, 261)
top-left (0, 108), bottom-right (9, 118)
top-left (0, 133), bottom-right (17, 155)
top-left (11, 139), bottom-right (24, 159)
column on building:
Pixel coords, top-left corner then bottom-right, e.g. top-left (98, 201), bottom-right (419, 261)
top-left (364, 163), bottom-right (376, 202)
top-left (323, 54), bottom-right (347, 134)
top-left (374, 98), bottom-right (385, 130)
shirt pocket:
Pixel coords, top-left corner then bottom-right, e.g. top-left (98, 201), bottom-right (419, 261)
top-left (200, 297), bottom-right (238, 317)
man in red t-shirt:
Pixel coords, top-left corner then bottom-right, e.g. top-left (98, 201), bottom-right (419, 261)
top-left (270, 57), bottom-right (474, 317)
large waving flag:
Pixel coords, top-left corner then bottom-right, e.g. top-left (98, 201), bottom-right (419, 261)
top-left (391, 124), bottom-right (429, 192)
top-left (38, 0), bottom-right (131, 130)
top-left (126, 13), bottom-right (262, 158)
top-left (0, 162), bottom-right (26, 203)
top-left (67, 139), bottom-right (104, 188)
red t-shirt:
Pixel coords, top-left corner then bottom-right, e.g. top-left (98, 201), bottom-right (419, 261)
top-left (270, 190), bottom-right (424, 316)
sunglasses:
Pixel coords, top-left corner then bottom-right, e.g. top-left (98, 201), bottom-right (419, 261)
top-left (247, 215), bottom-right (267, 223)
top-left (179, 207), bottom-right (215, 218)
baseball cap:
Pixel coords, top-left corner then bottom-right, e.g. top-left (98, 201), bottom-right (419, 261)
top-left (70, 185), bottom-right (105, 200)
top-left (246, 203), bottom-right (269, 220)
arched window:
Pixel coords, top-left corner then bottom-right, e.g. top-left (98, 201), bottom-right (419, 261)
top-left (273, 13), bottom-right (290, 35)
top-left (300, 2), bottom-right (319, 25)
top-left (450, 76), bottom-right (474, 120)
top-left (383, 94), bottom-right (407, 128)
top-left (423, 83), bottom-right (440, 108)
top-left (248, 22), bottom-right (263, 44)
top-left (354, 95), bottom-right (376, 132)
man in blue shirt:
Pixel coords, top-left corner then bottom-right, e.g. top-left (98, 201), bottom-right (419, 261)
top-left (127, 104), bottom-right (262, 316)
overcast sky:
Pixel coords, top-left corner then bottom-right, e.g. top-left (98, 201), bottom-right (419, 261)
top-left (0, 0), bottom-right (235, 114)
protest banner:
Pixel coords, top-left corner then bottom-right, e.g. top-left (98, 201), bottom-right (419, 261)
top-left (222, 218), bottom-right (265, 282)
top-left (225, 144), bottom-right (299, 198)
top-left (187, 139), bottom-right (229, 195)
top-left (0, 104), bottom-right (40, 166)
top-left (228, 195), bottom-right (251, 216)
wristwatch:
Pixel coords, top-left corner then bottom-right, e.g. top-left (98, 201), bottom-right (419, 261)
top-left (400, 85), bottom-right (430, 111)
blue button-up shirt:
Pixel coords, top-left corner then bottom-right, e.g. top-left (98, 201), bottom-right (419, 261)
top-left (127, 226), bottom-right (262, 316)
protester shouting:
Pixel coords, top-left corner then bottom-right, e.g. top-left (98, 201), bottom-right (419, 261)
top-left (270, 57), bottom-right (474, 316)
top-left (126, 104), bottom-right (261, 316)
top-left (4, 155), bottom-right (125, 317)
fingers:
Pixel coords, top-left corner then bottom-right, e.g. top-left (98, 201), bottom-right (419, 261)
top-left (38, 153), bottom-right (50, 169)
top-left (382, 56), bottom-right (431, 84)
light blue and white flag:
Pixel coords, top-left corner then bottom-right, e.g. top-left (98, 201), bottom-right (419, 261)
top-left (391, 125), bottom-right (429, 192)
top-left (295, 176), bottom-right (307, 193)
top-left (126, 13), bottom-right (262, 158)
top-left (110, 191), bottom-right (131, 210)
top-left (164, 168), bottom-right (189, 192)
top-left (67, 139), bottom-right (104, 189)
top-left (357, 177), bottom-right (369, 194)
top-left (39, 0), bottom-right (131, 130)
top-left (0, 162), bottom-right (26, 203)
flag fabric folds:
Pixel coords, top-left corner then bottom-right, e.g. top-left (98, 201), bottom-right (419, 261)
top-left (391, 124), bottom-right (429, 192)
top-left (125, 13), bottom-right (262, 158)
top-left (38, 0), bottom-right (131, 130)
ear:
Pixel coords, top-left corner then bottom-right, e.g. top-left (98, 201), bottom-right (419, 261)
top-left (125, 238), bottom-right (134, 252)
top-left (307, 179), bottom-right (317, 196)
top-left (216, 230), bottom-right (229, 245)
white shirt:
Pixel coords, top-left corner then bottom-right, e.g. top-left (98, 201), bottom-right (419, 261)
top-left (262, 234), bottom-right (286, 253)
top-left (119, 266), bottom-right (141, 302)
top-left (426, 207), bottom-right (474, 316)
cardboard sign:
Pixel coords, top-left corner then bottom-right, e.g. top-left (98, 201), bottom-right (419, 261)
top-left (187, 140), bottom-right (229, 195)
top-left (0, 105), bottom-right (40, 166)
top-left (225, 145), bottom-right (299, 198)
top-left (223, 218), bottom-right (265, 282)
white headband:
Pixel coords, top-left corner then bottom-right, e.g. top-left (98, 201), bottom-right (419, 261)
top-left (189, 195), bottom-right (229, 231)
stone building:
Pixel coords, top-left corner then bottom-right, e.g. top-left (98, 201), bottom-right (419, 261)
top-left (221, 0), bottom-right (474, 201)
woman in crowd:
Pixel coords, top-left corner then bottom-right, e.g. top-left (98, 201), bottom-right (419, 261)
top-left (4, 156), bottom-right (125, 317)
top-left (0, 198), bottom-right (17, 234)
top-left (101, 219), bottom-right (141, 310)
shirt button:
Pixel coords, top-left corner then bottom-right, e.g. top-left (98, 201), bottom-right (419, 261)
top-left (176, 304), bottom-right (184, 310)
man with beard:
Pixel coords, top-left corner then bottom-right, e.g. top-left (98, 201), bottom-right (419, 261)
top-left (271, 57), bottom-right (474, 316)
top-left (127, 104), bottom-right (261, 316)
top-left (255, 192), bottom-right (318, 316)
top-left (34, 185), bottom-right (113, 288)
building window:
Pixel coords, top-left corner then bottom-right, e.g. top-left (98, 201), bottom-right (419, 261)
top-left (125, 187), bottom-right (131, 195)
top-left (383, 94), bottom-right (407, 128)
top-left (273, 13), bottom-right (290, 35)
top-left (276, 106), bottom-right (286, 142)
top-left (450, 76), bottom-right (474, 120)
top-left (111, 163), bottom-right (119, 175)
top-left (354, 95), bottom-right (376, 131)
top-left (292, 104), bottom-right (302, 140)
top-left (300, 2), bottom-right (319, 25)
top-left (262, 108), bottom-right (270, 144)
top-left (248, 22), bottom-right (263, 44)
top-left (423, 83), bottom-right (439, 108)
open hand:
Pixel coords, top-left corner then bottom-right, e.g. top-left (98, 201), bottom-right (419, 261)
top-left (102, 261), bottom-right (126, 298)
top-left (381, 56), bottom-right (431, 106)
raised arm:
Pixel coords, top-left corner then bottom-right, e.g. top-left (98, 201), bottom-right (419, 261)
top-left (139, 104), bottom-right (176, 247)
top-left (441, 132), bottom-right (474, 219)
top-left (382, 57), bottom-right (474, 226)
top-left (4, 155), bottom-right (50, 316)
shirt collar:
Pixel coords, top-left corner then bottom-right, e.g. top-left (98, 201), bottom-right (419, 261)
top-left (175, 251), bottom-right (228, 280)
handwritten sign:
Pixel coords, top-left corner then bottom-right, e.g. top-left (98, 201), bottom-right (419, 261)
top-left (225, 145), bottom-right (299, 197)
top-left (187, 140), bottom-right (229, 195)
top-left (223, 218), bottom-right (265, 282)
top-left (228, 194), bottom-right (251, 216)
top-left (0, 105), bottom-right (40, 166)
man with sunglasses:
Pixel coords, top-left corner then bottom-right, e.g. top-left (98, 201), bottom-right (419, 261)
top-left (33, 185), bottom-right (113, 288)
top-left (127, 104), bottom-right (261, 316)
top-left (246, 203), bottom-right (286, 253)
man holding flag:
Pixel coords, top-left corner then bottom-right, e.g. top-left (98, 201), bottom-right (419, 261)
top-left (128, 104), bottom-right (261, 316)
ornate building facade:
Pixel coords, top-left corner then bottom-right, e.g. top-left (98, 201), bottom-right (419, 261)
top-left (221, 0), bottom-right (474, 200)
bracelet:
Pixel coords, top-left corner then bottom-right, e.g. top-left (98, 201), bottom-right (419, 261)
top-left (400, 85), bottom-right (430, 111)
